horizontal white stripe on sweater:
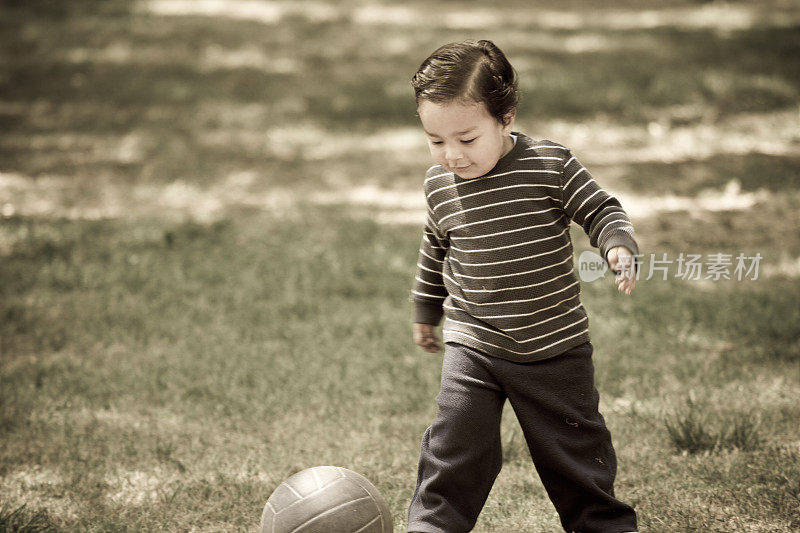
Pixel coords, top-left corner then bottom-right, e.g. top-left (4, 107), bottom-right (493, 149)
top-left (445, 310), bottom-right (586, 344)
top-left (411, 289), bottom-right (446, 300)
top-left (426, 169), bottom-right (560, 198)
top-left (443, 322), bottom-right (588, 356)
top-left (431, 183), bottom-right (557, 212)
top-left (443, 266), bottom-right (574, 293)
top-left (422, 235), bottom-right (445, 250)
top-left (447, 240), bottom-right (572, 268)
top-left (505, 303), bottom-right (582, 331)
top-left (444, 292), bottom-right (580, 321)
top-left (564, 177), bottom-right (595, 208)
top-left (423, 171), bottom-right (451, 184)
top-left (593, 210), bottom-right (627, 228)
top-left (445, 278), bottom-right (580, 306)
top-left (449, 227), bottom-right (567, 254)
top-left (585, 196), bottom-right (623, 223)
top-left (448, 207), bottom-right (562, 232)
top-left (449, 216), bottom-right (565, 241)
top-left (416, 262), bottom-right (443, 275)
top-left (438, 197), bottom-right (549, 225)
top-left (570, 189), bottom-right (604, 220)
top-left (446, 252), bottom-right (573, 280)
top-left (502, 302), bottom-right (584, 331)
top-left (419, 248), bottom-right (444, 264)
top-left (563, 165), bottom-right (587, 190)
top-left (526, 145), bottom-right (568, 152)
top-left (597, 219), bottom-right (632, 241)
top-left (415, 276), bottom-right (445, 287)
top-left (517, 156), bottom-right (564, 162)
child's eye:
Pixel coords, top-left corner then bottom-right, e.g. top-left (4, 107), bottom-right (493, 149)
top-left (461, 138), bottom-right (476, 144)
top-left (430, 140), bottom-right (443, 145)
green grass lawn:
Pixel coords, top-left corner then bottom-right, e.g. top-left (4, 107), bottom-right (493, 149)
top-left (2, 0), bottom-right (800, 531)
top-left (1, 209), bottom-right (798, 531)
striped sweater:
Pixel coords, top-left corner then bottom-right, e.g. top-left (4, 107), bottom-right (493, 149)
top-left (411, 133), bottom-right (639, 362)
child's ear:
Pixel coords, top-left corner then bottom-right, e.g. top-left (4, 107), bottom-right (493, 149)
top-left (502, 109), bottom-right (517, 132)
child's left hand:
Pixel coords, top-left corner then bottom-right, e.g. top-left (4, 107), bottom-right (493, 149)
top-left (606, 246), bottom-right (636, 295)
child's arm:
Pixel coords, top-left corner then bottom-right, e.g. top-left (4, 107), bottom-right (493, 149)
top-left (560, 150), bottom-right (639, 294)
top-left (411, 210), bottom-right (449, 351)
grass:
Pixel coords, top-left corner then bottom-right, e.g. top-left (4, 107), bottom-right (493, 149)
top-left (2, 0), bottom-right (800, 531)
top-left (664, 400), bottom-right (763, 454)
top-left (0, 210), bottom-right (430, 530)
top-left (2, 209), bottom-right (799, 531)
top-left (0, 502), bottom-right (58, 533)
top-left (3, 2), bottom-right (800, 186)
top-left (619, 154), bottom-right (800, 195)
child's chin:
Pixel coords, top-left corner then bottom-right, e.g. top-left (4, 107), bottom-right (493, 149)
top-left (458, 170), bottom-right (484, 179)
top-left (453, 166), bottom-right (482, 179)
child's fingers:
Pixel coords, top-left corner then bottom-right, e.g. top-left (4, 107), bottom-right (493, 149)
top-left (614, 264), bottom-right (635, 290)
top-left (608, 247), bottom-right (636, 295)
top-left (615, 273), bottom-right (636, 295)
top-left (414, 327), bottom-right (442, 352)
top-left (422, 337), bottom-right (442, 352)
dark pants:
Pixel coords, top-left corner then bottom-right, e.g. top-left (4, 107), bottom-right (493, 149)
top-left (407, 342), bottom-right (637, 533)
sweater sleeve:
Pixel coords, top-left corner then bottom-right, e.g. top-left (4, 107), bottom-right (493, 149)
top-left (560, 150), bottom-right (639, 264)
top-left (411, 209), bottom-right (449, 325)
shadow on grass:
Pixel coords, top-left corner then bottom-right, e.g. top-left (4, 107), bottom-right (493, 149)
top-left (620, 153), bottom-right (800, 195)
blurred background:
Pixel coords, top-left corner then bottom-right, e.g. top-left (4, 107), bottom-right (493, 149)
top-left (1, 0), bottom-right (799, 531)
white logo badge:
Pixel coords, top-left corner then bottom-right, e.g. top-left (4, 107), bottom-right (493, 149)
top-left (577, 250), bottom-right (608, 282)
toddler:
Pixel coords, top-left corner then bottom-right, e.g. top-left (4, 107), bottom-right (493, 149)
top-left (408, 40), bottom-right (639, 533)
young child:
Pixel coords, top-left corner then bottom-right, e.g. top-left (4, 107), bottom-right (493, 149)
top-left (407, 40), bottom-right (639, 533)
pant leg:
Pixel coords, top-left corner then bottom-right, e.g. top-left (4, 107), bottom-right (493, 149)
top-left (407, 343), bottom-right (506, 533)
top-left (502, 342), bottom-right (638, 533)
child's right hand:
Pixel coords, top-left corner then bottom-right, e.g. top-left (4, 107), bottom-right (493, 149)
top-left (413, 323), bottom-right (442, 353)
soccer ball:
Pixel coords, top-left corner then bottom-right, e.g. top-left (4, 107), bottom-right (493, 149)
top-left (261, 466), bottom-right (393, 533)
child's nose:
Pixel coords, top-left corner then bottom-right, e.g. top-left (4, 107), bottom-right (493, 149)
top-left (445, 146), bottom-right (464, 164)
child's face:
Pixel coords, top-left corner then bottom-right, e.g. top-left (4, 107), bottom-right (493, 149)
top-left (417, 99), bottom-right (514, 180)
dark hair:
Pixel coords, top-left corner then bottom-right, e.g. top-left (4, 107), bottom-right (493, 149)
top-left (412, 40), bottom-right (519, 125)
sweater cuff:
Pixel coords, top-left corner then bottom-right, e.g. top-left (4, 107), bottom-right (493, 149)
top-left (600, 231), bottom-right (640, 270)
top-left (414, 300), bottom-right (444, 325)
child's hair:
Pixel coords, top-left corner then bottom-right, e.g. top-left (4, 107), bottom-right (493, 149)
top-left (412, 40), bottom-right (519, 126)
